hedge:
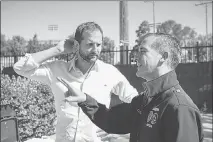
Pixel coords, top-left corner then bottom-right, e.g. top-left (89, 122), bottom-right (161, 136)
top-left (1, 74), bottom-right (56, 142)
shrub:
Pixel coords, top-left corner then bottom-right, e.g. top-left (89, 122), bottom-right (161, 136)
top-left (1, 74), bottom-right (56, 141)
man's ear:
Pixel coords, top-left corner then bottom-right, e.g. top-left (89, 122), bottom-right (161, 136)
top-left (157, 52), bottom-right (168, 67)
top-left (160, 52), bottom-right (168, 62)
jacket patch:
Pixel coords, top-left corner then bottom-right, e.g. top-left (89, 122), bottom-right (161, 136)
top-left (146, 108), bottom-right (159, 128)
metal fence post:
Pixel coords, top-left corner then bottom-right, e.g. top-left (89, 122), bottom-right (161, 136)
top-left (196, 42), bottom-right (199, 62)
top-left (126, 49), bottom-right (129, 65)
top-left (14, 55), bottom-right (18, 64)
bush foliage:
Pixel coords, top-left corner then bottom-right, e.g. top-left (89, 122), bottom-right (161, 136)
top-left (1, 74), bottom-right (56, 141)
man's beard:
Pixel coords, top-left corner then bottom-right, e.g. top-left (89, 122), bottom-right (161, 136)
top-left (79, 50), bottom-right (99, 63)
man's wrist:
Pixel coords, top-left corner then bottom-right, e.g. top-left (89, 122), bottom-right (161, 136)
top-left (52, 46), bottom-right (63, 55)
top-left (78, 93), bottom-right (96, 107)
top-left (78, 94), bottom-right (88, 105)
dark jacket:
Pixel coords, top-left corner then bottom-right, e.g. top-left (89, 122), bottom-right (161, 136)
top-left (79, 71), bottom-right (204, 142)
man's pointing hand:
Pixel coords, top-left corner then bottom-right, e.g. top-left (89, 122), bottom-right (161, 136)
top-left (57, 77), bottom-right (86, 103)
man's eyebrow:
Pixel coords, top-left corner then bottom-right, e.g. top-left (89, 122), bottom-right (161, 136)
top-left (87, 39), bottom-right (94, 43)
top-left (139, 46), bottom-right (147, 50)
top-left (88, 39), bottom-right (101, 44)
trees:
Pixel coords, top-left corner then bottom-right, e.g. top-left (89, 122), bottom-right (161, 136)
top-left (133, 19), bottom-right (212, 63)
top-left (157, 20), bottom-right (176, 34)
top-left (157, 20), bottom-right (198, 46)
top-left (1, 34), bottom-right (8, 48)
top-left (7, 35), bottom-right (27, 56)
top-left (1, 34), bottom-right (10, 55)
top-left (26, 34), bottom-right (41, 53)
top-left (135, 20), bottom-right (150, 44)
top-left (99, 37), bottom-right (115, 64)
top-left (1, 34), bottom-right (55, 56)
top-left (135, 19), bottom-right (212, 47)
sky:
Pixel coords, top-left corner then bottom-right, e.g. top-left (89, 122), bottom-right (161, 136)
top-left (1, 1), bottom-right (212, 48)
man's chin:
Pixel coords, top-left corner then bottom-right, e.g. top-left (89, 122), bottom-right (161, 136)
top-left (136, 70), bottom-right (146, 78)
top-left (88, 57), bottom-right (98, 63)
top-left (136, 72), bottom-right (141, 77)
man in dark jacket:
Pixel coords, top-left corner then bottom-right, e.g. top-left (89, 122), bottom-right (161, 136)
top-left (57, 33), bottom-right (204, 142)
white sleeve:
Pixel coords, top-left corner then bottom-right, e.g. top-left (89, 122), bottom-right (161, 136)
top-left (13, 53), bottom-right (53, 85)
top-left (110, 67), bottom-right (138, 103)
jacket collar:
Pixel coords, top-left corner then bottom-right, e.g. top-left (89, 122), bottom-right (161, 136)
top-left (142, 70), bottom-right (179, 97)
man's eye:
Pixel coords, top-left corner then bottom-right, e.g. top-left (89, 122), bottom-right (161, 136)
top-left (139, 48), bottom-right (147, 53)
top-left (88, 43), bottom-right (93, 46)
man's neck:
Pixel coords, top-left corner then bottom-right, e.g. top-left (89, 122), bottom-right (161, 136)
top-left (145, 66), bottom-right (173, 82)
top-left (75, 58), bottom-right (94, 75)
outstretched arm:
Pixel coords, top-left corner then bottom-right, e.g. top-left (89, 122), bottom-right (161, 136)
top-left (57, 77), bottom-right (135, 134)
top-left (79, 94), bottom-right (134, 134)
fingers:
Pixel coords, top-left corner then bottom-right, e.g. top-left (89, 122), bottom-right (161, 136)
top-left (96, 129), bottom-right (114, 141)
top-left (96, 128), bottom-right (103, 133)
top-left (65, 38), bottom-right (79, 49)
top-left (101, 136), bottom-right (111, 142)
top-left (65, 91), bottom-right (71, 98)
top-left (96, 130), bottom-right (119, 141)
top-left (57, 77), bottom-right (70, 89)
top-left (97, 130), bottom-right (108, 138)
top-left (57, 77), bottom-right (87, 103)
top-left (99, 134), bottom-right (114, 141)
top-left (73, 39), bottom-right (79, 48)
top-left (64, 96), bottom-right (74, 102)
top-left (57, 77), bottom-right (80, 95)
top-left (63, 96), bottom-right (82, 102)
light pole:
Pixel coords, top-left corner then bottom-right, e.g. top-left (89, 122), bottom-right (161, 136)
top-left (195, 1), bottom-right (212, 61)
top-left (119, 1), bottom-right (129, 64)
top-left (153, 1), bottom-right (155, 33)
top-left (148, 23), bottom-right (161, 33)
top-left (48, 24), bottom-right (59, 45)
top-left (195, 1), bottom-right (212, 45)
top-left (144, 1), bottom-right (156, 33)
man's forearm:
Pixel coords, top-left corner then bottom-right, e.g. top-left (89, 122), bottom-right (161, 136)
top-left (31, 46), bottom-right (62, 64)
top-left (79, 94), bottom-right (132, 134)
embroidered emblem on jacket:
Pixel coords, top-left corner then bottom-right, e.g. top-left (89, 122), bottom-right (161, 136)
top-left (146, 109), bottom-right (159, 128)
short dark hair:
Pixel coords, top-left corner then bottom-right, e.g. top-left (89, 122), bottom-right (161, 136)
top-left (74, 22), bottom-right (104, 44)
top-left (139, 33), bottom-right (181, 69)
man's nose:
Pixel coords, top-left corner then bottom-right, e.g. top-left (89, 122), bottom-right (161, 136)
top-left (133, 53), bottom-right (139, 59)
top-left (92, 44), bottom-right (100, 51)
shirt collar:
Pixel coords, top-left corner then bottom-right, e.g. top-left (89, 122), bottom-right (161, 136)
top-left (142, 70), bottom-right (179, 97)
top-left (68, 57), bottom-right (99, 72)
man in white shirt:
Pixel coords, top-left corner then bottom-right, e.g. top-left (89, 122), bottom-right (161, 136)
top-left (13, 22), bottom-right (138, 142)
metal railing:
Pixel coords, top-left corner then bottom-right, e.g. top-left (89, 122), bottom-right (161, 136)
top-left (1, 46), bottom-right (213, 69)
top-left (181, 46), bottom-right (213, 63)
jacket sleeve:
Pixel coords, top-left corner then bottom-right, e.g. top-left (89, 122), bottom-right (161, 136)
top-left (13, 53), bottom-right (53, 85)
top-left (162, 105), bottom-right (204, 142)
top-left (78, 94), bottom-right (135, 134)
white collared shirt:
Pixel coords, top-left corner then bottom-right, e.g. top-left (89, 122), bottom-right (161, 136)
top-left (13, 54), bottom-right (138, 142)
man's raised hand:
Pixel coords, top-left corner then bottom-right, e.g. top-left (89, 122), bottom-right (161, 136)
top-left (55, 38), bottom-right (79, 54)
top-left (57, 77), bottom-right (86, 103)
